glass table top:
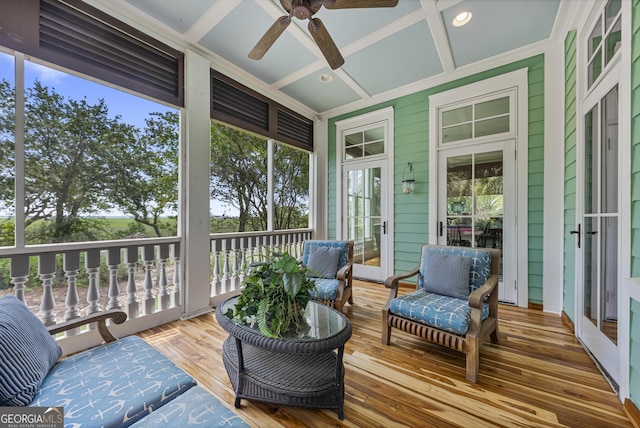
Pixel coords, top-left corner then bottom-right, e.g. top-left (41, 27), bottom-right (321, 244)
top-left (219, 296), bottom-right (348, 341)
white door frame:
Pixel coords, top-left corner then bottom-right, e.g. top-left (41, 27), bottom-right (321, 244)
top-left (335, 107), bottom-right (394, 282)
top-left (429, 69), bottom-right (529, 308)
top-left (436, 140), bottom-right (517, 304)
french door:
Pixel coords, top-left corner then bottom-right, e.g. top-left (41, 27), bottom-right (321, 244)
top-left (342, 159), bottom-right (388, 281)
top-left (576, 83), bottom-right (619, 384)
top-left (437, 141), bottom-right (516, 303)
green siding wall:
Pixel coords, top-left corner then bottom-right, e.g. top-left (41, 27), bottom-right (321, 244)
top-left (630, 0), bottom-right (640, 410)
top-left (327, 55), bottom-right (545, 301)
top-left (564, 30), bottom-right (578, 322)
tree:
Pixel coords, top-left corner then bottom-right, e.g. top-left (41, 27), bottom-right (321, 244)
top-left (104, 111), bottom-right (179, 236)
top-left (210, 123), bottom-right (309, 232)
top-left (22, 81), bottom-right (122, 242)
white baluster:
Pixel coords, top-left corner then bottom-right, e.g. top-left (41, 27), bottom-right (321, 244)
top-left (107, 248), bottom-right (122, 311)
top-left (171, 243), bottom-right (181, 308)
top-left (231, 239), bottom-right (239, 290)
top-left (85, 249), bottom-right (101, 320)
top-left (239, 238), bottom-right (247, 284)
top-left (38, 253), bottom-right (56, 326)
top-left (125, 246), bottom-right (139, 319)
top-left (157, 244), bottom-right (170, 310)
top-left (222, 240), bottom-right (230, 293)
top-left (10, 254), bottom-right (29, 303)
top-left (142, 245), bottom-right (155, 315)
top-left (211, 240), bottom-right (220, 296)
top-left (63, 251), bottom-right (81, 337)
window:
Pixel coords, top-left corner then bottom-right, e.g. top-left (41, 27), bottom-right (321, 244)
top-left (343, 125), bottom-right (385, 160)
top-left (209, 123), bottom-right (309, 233)
top-left (440, 95), bottom-right (511, 145)
top-left (1, 52), bottom-right (179, 245)
top-left (587, 0), bottom-right (621, 89)
top-left (0, 51), bottom-right (15, 246)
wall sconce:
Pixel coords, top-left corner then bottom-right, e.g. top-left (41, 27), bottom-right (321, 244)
top-left (402, 162), bottom-right (415, 194)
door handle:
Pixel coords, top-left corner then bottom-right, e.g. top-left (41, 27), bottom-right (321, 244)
top-left (439, 221), bottom-right (444, 237)
top-left (570, 224), bottom-right (581, 249)
top-left (382, 221), bottom-right (387, 235)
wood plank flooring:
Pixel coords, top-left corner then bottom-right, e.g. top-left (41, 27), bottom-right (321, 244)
top-left (139, 280), bottom-right (631, 428)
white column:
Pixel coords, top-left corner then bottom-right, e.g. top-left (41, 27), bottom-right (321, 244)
top-left (181, 49), bottom-right (214, 318)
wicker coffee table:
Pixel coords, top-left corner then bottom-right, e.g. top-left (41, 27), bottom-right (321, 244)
top-left (215, 296), bottom-right (352, 420)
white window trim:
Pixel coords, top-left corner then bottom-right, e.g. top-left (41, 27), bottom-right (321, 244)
top-left (429, 69), bottom-right (529, 308)
top-left (335, 106), bottom-right (394, 277)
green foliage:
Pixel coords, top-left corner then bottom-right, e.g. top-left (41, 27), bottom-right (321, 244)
top-left (225, 252), bottom-right (316, 338)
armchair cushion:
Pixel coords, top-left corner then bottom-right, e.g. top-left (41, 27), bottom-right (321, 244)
top-left (0, 295), bottom-right (62, 406)
top-left (388, 290), bottom-right (490, 336)
top-left (309, 278), bottom-right (340, 300)
top-left (422, 252), bottom-right (472, 299)
top-left (306, 245), bottom-right (342, 278)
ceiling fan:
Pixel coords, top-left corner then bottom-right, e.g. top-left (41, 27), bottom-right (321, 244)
top-left (248, 0), bottom-right (399, 70)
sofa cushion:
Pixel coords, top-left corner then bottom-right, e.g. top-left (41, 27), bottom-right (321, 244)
top-left (388, 290), bottom-right (489, 336)
top-left (306, 245), bottom-right (342, 278)
top-left (309, 278), bottom-right (340, 301)
top-left (29, 335), bottom-right (196, 427)
top-left (130, 386), bottom-right (249, 427)
top-left (421, 252), bottom-right (472, 299)
top-left (0, 295), bottom-right (62, 406)
top-left (302, 240), bottom-right (349, 273)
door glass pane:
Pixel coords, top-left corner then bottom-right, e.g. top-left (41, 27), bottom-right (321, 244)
top-left (584, 216), bottom-right (597, 327)
top-left (446, 151), bottom-right (504, 281)
top-left (475, 151), bottom-right (504, 253)
top-left (347, 167), bottom-right (381, 268)
top-left (601, 86), bottom-right (618, 213)
top-left (584, 106), bottom-right (598, 214)
top-left (601, 216), bottom-right (617, 344)
top-left (605, 0), bottom-right (621, 31)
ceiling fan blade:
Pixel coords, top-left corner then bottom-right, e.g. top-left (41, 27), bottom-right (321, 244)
top-left (248, 16), bottom-right (291, 60)
top-left (324, 0), bottom-right (398, 9)
top-left (308, 18), bottom-right (344, 70)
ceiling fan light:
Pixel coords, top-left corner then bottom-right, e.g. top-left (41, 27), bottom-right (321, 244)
top-left (452, 11), bottom-right (472, 27)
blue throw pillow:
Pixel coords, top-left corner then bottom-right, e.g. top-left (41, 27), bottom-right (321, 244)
top-left (306, 245), bottom-right (342, 278)
top-left (0, 295), bottom-right (62, 406)
top-left (421, 252), bottom-right (472, 299)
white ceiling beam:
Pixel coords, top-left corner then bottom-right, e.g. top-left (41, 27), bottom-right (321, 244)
top-left (183, 0), bottom-right (241, 44)
top-left (422, 0), bottom-right (456, 74)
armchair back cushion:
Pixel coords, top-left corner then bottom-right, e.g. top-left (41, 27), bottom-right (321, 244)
top-left (306, 245), bottom-right (342, 278)
top-left (0, 295), bottom-right (62, 406)
top-left (421, 252), bottom-right (472, 299)
top-left (417, 246), bottom-right (492, 294)
top-left (302, 240), bottom-right (349, 278)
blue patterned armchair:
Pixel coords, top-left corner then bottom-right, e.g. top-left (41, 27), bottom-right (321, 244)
top-left (301, 240), bottom-right (354, 313)
top-left (382, 244), bottom-right (500, 382)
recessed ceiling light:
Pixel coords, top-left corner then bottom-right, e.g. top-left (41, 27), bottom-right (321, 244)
top-left (319, 74), bottom-right (333, 83)
top-left (452, 11), bottom-right (472, 27)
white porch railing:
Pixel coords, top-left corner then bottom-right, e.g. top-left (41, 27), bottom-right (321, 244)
top-left (209, 229), bottom-right (312, 296)
top-left (0, 229), bottom-right (312, 342)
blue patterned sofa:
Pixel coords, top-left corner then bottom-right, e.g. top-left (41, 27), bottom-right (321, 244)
top-left (0, 295), bottom-right (248, 427)
top-left (301, 240), bottom-right (354, 313)
top-left (382, 245), bottom-right (500, 382)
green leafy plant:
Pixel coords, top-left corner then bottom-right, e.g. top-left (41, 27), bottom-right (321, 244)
top-left (225, 252), bottom-right (316, 338)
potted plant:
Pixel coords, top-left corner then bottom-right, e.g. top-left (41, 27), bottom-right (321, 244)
top-left (224, 252), bottom-right (316, 338)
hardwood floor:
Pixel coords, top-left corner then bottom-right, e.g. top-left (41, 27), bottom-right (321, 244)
top-left (139, 280), bottom-right (631, 428)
